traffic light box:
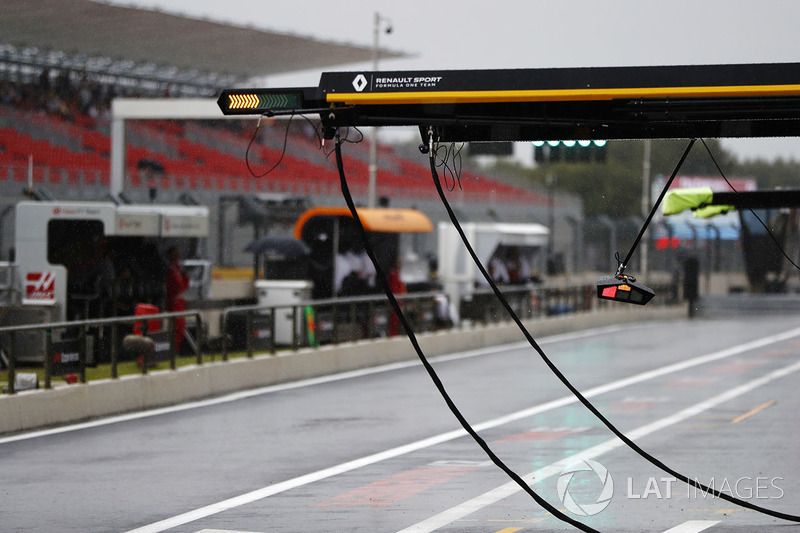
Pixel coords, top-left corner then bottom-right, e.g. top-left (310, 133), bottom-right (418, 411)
top-left (534, 140), bottom-right (607, 163)
top-left (596, 274), bottom-right (655, 305)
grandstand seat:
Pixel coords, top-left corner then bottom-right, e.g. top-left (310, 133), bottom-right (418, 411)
top-left (82, 130), bottom-right (110, 155)
top-left (3, 99), bottom-right (544, 202)
top-left (73, 113), bottom-right (97, 129)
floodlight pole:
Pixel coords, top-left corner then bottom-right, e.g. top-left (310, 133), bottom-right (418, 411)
top-left (110, 115), bottom-right (126, 197)
top-left (640, 139), bottom-right (651, 275)
top-left (368, 12), bottom-right (391, 208)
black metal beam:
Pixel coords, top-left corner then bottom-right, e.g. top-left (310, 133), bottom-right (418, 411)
top-left (711, 190), bottom-right (800, 209)
top-left (218, 62), bottom-right (800, 141)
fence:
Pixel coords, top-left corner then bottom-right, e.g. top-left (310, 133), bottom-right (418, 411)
top-left (219, 281), bottom-right (679, 359)
top-left (1, 310), bottom-right (203, 394)
top-left (1, 281), bottom-right (679, 395)
top-left (219, 291), bottom-right (444, 360)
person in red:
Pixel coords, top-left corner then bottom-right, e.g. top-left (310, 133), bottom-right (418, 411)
top-left (387, 258), bottom-right (406, 337)
top-left (165, 246), bottom-right (190, 353)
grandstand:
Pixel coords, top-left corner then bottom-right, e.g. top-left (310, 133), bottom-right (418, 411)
top-left (0, 1), bottom-right (570, 269)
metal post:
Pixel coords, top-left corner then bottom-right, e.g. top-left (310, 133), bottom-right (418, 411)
top-left (7, 332), bottom-right (16, 394)
top-left (641, 139), bottom-right (652, 275)
top-left (169, 317), bottom-right (176, 371)
top-left (566, 216), bottom-right (583, 274)
top-left (331, 303), bottom-right (339, 343)
top-left (367, 300), bottom-right (374, 338)
top-left (368, 12), bottom-right (380, 208)
top-left (110, 115), bottom-right (126, 197)
top-left (141, 320), bottom-right (149, 375)
top-left (194, 313), bottom-right (203, 366)
top-left (110, 322), bottom-right (118, 379)
top-left (79, 325), bottom-right (87, 384)
top-left (547, 173), bottom-right (555, 272)
top-left (291, 306), bottom-right (299, 350)
top-left (44, 328), bottom-right (52, 389)
top-left (220, 311), bottom-right (229, 361)
top-left (331, 218), bottom-right (340, 298)
top-left (217, 198), bottom-right (226, 266)
top-left (269, 309), bottom-right (276, 355)
top-left (367, 12), bottom-right (392, 208)
top-left (246, 310), bottom-right (254, 358)
top-left (598, 216), bottom-right (618, 270)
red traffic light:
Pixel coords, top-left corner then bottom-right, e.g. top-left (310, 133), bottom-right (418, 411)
top-left (596, 274), bottom-right (655, 305)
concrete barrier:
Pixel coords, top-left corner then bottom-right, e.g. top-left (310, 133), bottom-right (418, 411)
top-left (0, 305), bottom-right (686, 435)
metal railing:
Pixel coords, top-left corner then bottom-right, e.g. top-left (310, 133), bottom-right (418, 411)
top-left (0, 262), bottom-right (18, 305)
top-left (0, 310), bottom-right (203, 394)
top-left (219, 291), bottom-right (443, 360)
top-left (459, 284), bottom-right (594, 323)
top-left (218, 281), bottom-right (679, 360)
top-left (1, 281), bottom-right (679, 395)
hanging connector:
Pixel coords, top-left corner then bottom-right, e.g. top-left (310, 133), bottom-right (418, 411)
top-left (418, 126), bottom-right (436, 156)
top-left (614, 252), bottom-right (626, 278)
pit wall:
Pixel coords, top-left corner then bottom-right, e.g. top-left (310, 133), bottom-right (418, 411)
top-left (0, 305), bottom-right (686, 435)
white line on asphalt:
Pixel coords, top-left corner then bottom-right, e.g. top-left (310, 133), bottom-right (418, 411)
top-left (662, 520), bottom-right (721, 532)
top-left (396, 358), bottom-right (800, 532)
top-left (123, 326), bottom-right (800, 533)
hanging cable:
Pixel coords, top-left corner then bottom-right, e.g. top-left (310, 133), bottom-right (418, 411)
top-left (433, 142), bottom-right (465, 192)
top-left (333, 131), bottom-right (600, 533)
top-left (617, 139), bottom-right (695, 275)
top-left (244, 113), bottom-right (325, 178)
top-left (243, 113), bottom-right (800, 526)
top-left (424, 128), bottom-right (800, 524)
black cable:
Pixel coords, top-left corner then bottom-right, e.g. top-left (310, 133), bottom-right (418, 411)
top-left (245, 113), bottom-right (800, 526)
top-left (244, 114), bottom-right (290, 178)
top-left (433, 142), bottom-right (465, 192)
top-left (245, 113), bottom-right (324, 178)
top-left (619, 139), bottom-right (696, 274)
top-left (425, 129), bottom-right (800, 524)
top-left (333, 133), bottom-right (600, 533)
top-left (700, 138), bottom-right (800, 272)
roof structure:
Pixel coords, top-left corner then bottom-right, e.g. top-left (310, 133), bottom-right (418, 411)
top-left (0, 0), bottom-right (405, 94)
top-left (219, 62), bottom-right (800, 141)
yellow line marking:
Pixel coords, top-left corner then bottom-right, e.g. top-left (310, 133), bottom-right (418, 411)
top-left (493, 528), bottom-right (524, 533)
top-left (327, 84), bottom-right (800, 105)
top-left (731, 400), bottom-right (776, 423)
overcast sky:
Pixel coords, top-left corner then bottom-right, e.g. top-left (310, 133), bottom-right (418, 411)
top-left (109, 0), bottom-right (800, 162)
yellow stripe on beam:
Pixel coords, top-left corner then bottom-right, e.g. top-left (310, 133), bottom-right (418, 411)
top-left (326, 84), bottom-right (800, 105)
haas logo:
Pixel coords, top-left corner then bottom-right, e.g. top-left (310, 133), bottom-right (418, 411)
top-left (26, 271), bottom-right (56, 300)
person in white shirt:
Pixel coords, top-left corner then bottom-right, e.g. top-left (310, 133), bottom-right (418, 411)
top-left (334, 239), bottom-right (376, 295)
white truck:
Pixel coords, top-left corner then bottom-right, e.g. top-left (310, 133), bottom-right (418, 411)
top-left (436, 221), bottom-right (549, 322)
top-left (1, 200), bottom-right (210, 362)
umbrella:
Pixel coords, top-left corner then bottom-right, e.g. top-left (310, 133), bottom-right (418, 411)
top-left (244, 236), bottom-right (311, 261)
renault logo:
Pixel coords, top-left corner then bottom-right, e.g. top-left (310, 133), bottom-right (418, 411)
top-left (352, 74), bottom-right (368, 92)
